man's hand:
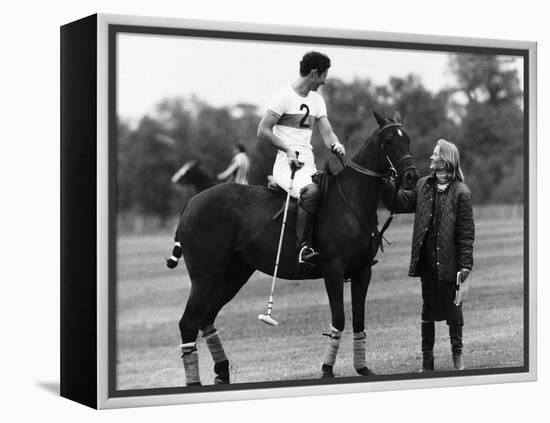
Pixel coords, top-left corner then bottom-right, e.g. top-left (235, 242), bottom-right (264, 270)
top-left (286, 150), bottom-right (303, 171)
top-left (331, 142), bottom-right (346, 157)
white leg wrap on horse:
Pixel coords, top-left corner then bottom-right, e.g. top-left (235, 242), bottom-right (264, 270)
top-left (322, 326), bottom-right (342, 367)
top-left (202, 325), bottom-right (228, 364)
top-left (353, 331), bottom-right (367, 371)
top-left (181, 343), bottom-right (200, 385)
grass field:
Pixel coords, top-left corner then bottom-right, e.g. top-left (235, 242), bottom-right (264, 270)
top-left (116, 215), bottom-right (524, 390)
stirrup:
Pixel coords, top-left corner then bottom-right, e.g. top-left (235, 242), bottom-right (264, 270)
top-left (298, 245), bottom-right (320, 268)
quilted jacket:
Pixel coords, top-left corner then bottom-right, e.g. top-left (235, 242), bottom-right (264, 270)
top-left (383, 173), bottom-right (475, 281)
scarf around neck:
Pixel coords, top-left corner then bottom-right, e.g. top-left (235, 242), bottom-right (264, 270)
top-left (435, 170), bottom-right (451, 192)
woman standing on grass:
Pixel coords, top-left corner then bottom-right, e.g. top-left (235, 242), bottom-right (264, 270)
top-left (383, 139), bottom-right (475, 371)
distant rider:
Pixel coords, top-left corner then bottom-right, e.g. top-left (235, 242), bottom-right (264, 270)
top-left (217, 143), bottom-right (250, 185)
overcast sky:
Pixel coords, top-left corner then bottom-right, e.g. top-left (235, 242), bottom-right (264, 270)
top-left (117, 33), bottom-right (523, 122)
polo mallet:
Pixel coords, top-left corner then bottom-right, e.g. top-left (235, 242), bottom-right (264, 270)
top-left (259, 152), bottom-right (300, 326)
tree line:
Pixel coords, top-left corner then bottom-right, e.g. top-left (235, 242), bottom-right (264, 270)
top-left (117, 54), bottom-right (524, 225)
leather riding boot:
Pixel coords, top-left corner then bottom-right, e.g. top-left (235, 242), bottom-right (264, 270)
top-left (419, 321), bottom-right (435, 372)
top-left (449, 324), bottom-right (464, 370)
top-left (296, 207), bottom-right (319, 268)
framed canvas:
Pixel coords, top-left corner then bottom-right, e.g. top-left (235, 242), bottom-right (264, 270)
top-left (60, 13), bottom-right (537, 409)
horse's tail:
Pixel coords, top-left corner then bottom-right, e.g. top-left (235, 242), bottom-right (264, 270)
top-left (166, 235), bottom-right (182, 269)
top-left (166, 202), bottom-right (189, 269)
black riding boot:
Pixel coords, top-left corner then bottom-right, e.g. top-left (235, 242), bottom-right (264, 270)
top-left (449, 324), bottom-right (464, 370)
top-left (296, 206), bottom-right (319, 268)
top-left (419, 321), bottom-right (435, 372)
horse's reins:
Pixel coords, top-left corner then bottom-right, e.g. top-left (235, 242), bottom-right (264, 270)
top-left (335, 154), bottom-right (390, 179)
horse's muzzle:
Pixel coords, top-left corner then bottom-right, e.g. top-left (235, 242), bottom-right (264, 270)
top-left (401, 167), bottom-right (419, 190)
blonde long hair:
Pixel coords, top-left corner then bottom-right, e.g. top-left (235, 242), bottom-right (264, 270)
top-left (437, 139), bottom-right (464, 182)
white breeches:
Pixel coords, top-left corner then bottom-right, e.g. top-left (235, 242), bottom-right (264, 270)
top-left (272, 151), bottom-right (317, 198)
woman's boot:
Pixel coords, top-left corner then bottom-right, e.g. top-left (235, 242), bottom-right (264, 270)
top-left (419, 321), bottom-right (435, 372)
top-left (449, 323), bottom-right (464, 370)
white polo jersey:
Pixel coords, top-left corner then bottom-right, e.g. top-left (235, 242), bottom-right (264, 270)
top-left (267, 85), bottom-right (327, 197)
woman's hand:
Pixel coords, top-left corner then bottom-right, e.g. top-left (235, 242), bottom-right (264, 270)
top-left (459, 268), bottom-right (471, 281)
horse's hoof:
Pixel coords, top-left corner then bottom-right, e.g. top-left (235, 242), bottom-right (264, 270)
top-left (357, 367), bottom-right (376, 376)
top-left (214, 361), bottom-right (230, 384)
top-left (321, 364), bottom-right (335, 378)
top-left (186, 381), bottom-right (202, 386)
top-left (214, 376), bottom-right (230, 385)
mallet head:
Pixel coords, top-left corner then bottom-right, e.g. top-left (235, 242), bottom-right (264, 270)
top-left (258, 314), bottom-right (278, 326)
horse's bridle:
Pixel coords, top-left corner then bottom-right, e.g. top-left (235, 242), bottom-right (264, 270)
top-left (336, 122), bottom-right (414, 181)
top-left (376, 122), bottom-right (402, 135)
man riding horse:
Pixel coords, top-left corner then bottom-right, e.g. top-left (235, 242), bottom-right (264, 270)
top-left (166, 51), bottom-right (419, 386)
top-left (257, 51), bottom-right (346, 268)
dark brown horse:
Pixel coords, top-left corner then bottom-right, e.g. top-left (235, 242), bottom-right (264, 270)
top-left (168, 109), bottom-right (418, 385)
top-left (171, 159), bottom-right (218, 193)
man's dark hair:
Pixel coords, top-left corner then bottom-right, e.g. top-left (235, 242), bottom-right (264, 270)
top-left (235, 143), bottom-right (246, 153)
top-left (299, 51), bottom-right (331, 77)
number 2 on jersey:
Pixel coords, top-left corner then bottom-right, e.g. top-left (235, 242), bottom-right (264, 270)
top-left (299, 104), bottom-right (310, 128)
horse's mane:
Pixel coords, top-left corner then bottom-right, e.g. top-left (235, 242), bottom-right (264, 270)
top-left (351, 126), bottom-right (379, 164)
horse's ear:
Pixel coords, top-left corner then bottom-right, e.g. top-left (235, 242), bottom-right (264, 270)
top-left (371, 107), bottom-right (386, 128)
top-left (393, 110), bottom-right (402, 122)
